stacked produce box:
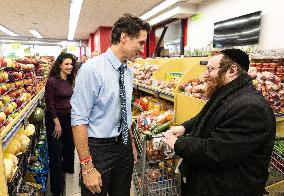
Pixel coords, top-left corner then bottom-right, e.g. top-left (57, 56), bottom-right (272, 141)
top-left (132, 63), bottom-right (181, 92)
top-left (179, 67), bottom-right (284, 114)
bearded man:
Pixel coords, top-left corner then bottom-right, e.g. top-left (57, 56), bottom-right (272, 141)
top-left (162, 49), bottom-right (276, 196)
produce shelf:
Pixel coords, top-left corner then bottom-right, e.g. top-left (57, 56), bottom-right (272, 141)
top-left (1, 88), bottom-right (45, 149)
top-left (134, 82), bottom-right (174, 102)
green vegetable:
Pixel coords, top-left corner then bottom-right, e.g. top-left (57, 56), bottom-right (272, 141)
top-left (150, 123), bottom-right (162, 131)
top-left (152, 120), bottom-right (174, 135)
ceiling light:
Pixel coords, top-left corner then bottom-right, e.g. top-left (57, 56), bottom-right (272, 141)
top-left (148, 6), bottom-right (195, 26)
top-left (140, 0), bottom-right (180, 20)
top-left (0, 24), bottom-right (18, 36)
top-left (29, 30), bottom-right (43, 38)
top-left (68, 0), bottom-right (84, 40)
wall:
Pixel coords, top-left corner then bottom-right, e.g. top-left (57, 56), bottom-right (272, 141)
top-left (94, 27), bottom-right (112, 53)
top-left (187, 0), bottom-right (284, 50)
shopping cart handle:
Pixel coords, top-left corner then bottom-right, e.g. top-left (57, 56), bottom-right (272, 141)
top-left (146, 134), bottom-right (164, 140)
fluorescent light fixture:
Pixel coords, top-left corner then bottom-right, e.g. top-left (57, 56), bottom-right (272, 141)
top-left (68, 0), bottom-right (84, 40)
top-left (0, 24), bottom-right (18, 36)
top-left (148, 6), bottom-right (195, 26)
top-left (29, 30), bottom-right (43, 38)
top-left (140, 0), bottom-right (180, 20)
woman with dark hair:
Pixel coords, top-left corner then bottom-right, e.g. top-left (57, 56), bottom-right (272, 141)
top-left (45, 52), bottom-right (77, 196)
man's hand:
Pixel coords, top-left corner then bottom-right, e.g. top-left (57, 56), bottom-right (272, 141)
top-left (161, 131), bottom-right (178, 150)
top-left (167, 126), bottom-right (185, 137)
top-left (53, 123), bottom-right (62, 139)
top-left (82, 167), bottom-right (102, 194)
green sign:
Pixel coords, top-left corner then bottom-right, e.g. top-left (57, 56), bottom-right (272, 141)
top-left (191, 13), bottom-right (202, 21)
top-left (7, 52), bottom-right (16, 58)
top-left (24, 48), bottom-right (30, 53)
top-left (11, 43), bottom-right (21, 49)
top-left (68, 46), bottom-right (76, 51)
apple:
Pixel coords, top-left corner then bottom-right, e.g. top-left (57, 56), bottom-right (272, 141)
top-left (0, 111), bottom-right (6, 123)
top-left (11, 102), bottom-right (17, 110)
top-left (17, 72), bottom-right (23, 79)
top-left (10, 83), bottom-right (15, 89)
top-left (8, 91), bottom-right (17, 98)
top-left (14, 90), bottom-right (20, 97)
top-left (0, 57), bottom-right (7, 67)
top-left (25, 86), bottom-right (33, 92)
top-left (0, 84), bottom-right (7, 94)
top-left (0, 101), bottom-right (3, 109)
top-left (6, 104), bottom-right (14, 113)
top-left (2, 95), bottom-right (11, 104)
top-left (18, 88), bottom-right (25, 93)
top-left (11, 112), bottom-right (19, 118)
top-left (3, 108), bottom-right (9, 115)
top-left (15, 99), bottom-right (22, 107)
top-left (2, 72), bottom-right (8, 81)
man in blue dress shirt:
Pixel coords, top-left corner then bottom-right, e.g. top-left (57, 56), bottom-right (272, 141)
top-left (71, 14), bottom-right (151, 195)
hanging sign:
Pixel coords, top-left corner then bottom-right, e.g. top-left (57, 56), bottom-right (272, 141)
top-left (191, 13), bottom-right (202, 21)
top-left (68, 46), bottom-right (76, 51)
top-left (11, 43), bottom-right (21, 50)
top-left (24, 48), bottom-right (30, 53)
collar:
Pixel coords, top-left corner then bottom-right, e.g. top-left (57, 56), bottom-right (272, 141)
top-left (105, 48), bottom-right (126, 70)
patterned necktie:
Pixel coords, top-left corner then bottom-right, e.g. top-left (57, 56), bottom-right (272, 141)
top-left (119, 65), bottom-right (128, 144)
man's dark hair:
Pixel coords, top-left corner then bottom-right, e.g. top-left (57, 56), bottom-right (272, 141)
top-left (111, 13), bottom-right (151, 45)
top-left (219, 55), bottom-right (247, 76)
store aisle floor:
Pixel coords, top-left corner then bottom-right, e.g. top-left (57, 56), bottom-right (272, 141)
top-left (65, 152), bottom-right (81, 195)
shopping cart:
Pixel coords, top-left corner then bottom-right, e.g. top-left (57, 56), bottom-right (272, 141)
top-left (132, 124), bottom-right (181, 196)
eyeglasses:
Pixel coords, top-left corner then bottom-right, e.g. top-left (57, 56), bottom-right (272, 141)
top-left (207, 66), bottom-right (220, 73)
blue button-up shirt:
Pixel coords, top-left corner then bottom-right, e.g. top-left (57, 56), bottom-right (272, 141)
top-left (71, 48), bottom-right (133, 138)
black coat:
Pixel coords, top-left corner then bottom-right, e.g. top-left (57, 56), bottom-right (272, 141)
top-left (175, 74), bottom-right (276, 196)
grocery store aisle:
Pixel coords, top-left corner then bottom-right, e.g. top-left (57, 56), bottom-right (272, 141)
top-left (65, 152), bottom-right (81, 196)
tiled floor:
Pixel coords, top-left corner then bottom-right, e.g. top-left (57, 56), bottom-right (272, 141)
top-left (46, 152), bottom-right (135, 196)
top-left (65, 152), bottom-right (81, 195)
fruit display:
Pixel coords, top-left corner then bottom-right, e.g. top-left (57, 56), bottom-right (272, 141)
top-left (150, 78), bottom-right (180, 92)
top-left (132, 63), bottom-right (158, 84)
top-left (179, 78), bottom-right (207, 100)
top-left (3, 124), bottom-right (35, 182)
top-left (249, 68), bottom-right (284, 113)
top-left (250, 59), bottom-right (284, 80)
top-left (179, 67), bottom-right (284, 113)
top-left (132, 63), bottom-right (180, 92)
top-left (39, 58), bottom-right (52, 78)
top-left (0, 56), bottom-right (47, 132)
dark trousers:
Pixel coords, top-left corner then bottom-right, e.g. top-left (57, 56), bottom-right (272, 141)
top-left (181, 175), bottom-right (189, 196)
top-left (45, 112), bottom-right (75, 194)
top-left (81, 138), bottom-right (134, 196)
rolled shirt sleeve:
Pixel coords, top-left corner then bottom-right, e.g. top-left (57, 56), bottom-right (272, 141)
top-left (71, 63), bottom-right (101, 126)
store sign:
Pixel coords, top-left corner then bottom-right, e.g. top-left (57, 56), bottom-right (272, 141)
top-left (7, 52), bottom-right (16, 58)
top-left (191, 13), bottom-right (202, 21)
top-left (11, 43), bottom-right (21, 50)
top-left (24, 48), bottom-right (30, 53)
top-left (68, 46), bottom-right (76, 51)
